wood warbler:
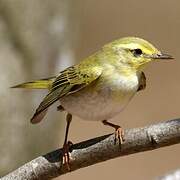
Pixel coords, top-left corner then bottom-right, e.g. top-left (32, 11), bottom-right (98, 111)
top-left (12, 37), bottom-right (173, 168)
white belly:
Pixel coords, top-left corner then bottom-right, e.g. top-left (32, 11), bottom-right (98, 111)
top-left (60, 73), bottom-right (140, 121)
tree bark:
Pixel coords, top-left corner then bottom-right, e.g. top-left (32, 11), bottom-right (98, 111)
top-left (2, 118), bottom-right (180, 180)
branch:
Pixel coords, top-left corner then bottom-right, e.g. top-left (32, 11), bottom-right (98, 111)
top-left (158, 169), bottom-right (180, 180)
top-left (2, 118), bottom-right (180, 180)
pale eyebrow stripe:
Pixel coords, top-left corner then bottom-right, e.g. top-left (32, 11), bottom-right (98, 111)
top-left (116, 43), bottom-right (154, 54)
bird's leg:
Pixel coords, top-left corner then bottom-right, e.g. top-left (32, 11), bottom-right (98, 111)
top-left (62, 113), bottom-right (72, 171)
top-left (102, 120), bottom-right (125, 145)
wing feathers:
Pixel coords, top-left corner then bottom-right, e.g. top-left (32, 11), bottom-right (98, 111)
top-left (31, 65), bottom-right (102, 123)
top-left (30, 86), bottom-right (71, 123)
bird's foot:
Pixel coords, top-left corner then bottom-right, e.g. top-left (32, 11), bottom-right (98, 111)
top-left (114, 126), bottom-right (125, 146)
top-left (62, 141), bottom-right (73, 171)
top-left (102, 120), bottom-right (125, 146)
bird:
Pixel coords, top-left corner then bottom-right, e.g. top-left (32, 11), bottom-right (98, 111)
top-left (12, 37), bottom-right (173, 169)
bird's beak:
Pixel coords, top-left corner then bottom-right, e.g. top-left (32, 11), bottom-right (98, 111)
top-left (152, 53), bottom-right (174, 60)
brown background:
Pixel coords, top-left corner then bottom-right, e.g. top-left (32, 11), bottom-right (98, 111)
top-left (0, 0), bottom-right (180, 180)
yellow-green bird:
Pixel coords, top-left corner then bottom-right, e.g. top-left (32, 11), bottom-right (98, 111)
top-left (12, 37), bottom-right (173, 167)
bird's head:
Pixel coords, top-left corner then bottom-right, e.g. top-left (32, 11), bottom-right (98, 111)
top-left (105, 37), bottom-right (173, 73)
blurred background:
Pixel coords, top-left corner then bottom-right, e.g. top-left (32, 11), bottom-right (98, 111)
top-left (0, 0), bottom-right (180, 179)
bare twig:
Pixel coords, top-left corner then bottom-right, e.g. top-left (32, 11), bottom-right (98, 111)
top-left (2, 118), bottom-right (180, 180)
top-left (158, 169), bottom-right (180, 180)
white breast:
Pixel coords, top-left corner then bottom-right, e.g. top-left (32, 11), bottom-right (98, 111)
top-left (60, 72), bottom-right (140, 121)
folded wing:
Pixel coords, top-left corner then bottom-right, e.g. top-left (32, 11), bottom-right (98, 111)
top-left (31, 65), bottom-right (102, 123)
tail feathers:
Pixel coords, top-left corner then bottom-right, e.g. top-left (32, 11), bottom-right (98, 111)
top-left (11, 77), bottom-right (55, 89)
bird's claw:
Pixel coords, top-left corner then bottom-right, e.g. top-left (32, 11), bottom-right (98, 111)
top-left (114, 127), bottom-right (125, 146)
top-left (62, 141), bottom-right (73, 171)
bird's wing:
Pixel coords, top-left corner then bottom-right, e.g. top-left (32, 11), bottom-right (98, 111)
top-left (31, 65), bottom-right (102, 123)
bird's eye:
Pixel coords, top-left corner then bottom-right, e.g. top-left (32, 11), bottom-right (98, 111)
top-left (131, 49), bottom-right (143, 57)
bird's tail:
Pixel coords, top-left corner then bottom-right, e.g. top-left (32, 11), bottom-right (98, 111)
top-left (11, 77), bottom-right (55, 89)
